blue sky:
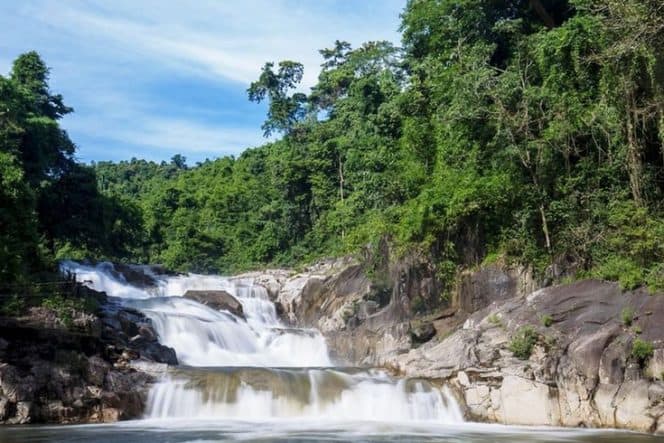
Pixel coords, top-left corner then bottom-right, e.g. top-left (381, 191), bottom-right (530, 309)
top-left (0, 0), bottom-right (404, 164)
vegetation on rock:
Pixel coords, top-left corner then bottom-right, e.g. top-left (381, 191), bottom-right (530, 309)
top-left (632, 338), bottom-right (655, 365)
top-left (509, 325), bottom-right (539, 360)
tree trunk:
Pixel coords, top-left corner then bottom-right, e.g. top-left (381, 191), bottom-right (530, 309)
top-left (539, 204), bottom-right (552, 254)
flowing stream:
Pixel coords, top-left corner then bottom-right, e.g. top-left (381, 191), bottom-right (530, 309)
top-left (1, 261), bottom-right (659, 442)
top-left (62, 261), bottom-right (462, 423)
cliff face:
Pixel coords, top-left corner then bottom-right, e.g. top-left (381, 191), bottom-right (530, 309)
top-left (259, 258), bottom-right (664, 434)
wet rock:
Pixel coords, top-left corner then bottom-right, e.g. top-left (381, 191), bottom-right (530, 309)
top-left (111, 263), bottom-right (157, 288)
top-left (86, 356), bottom-right (110, 386)
top-left (0, 396), bottom-right (9, 421)
top-left (385, 279), bottom-right (664, 433)
top-left (184, 290), bottom-right (244, 318)
top-left (10, 401), bottom-right (33, 424)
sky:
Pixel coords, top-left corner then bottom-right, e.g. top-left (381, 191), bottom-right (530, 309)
top-left (0, 0), bottom-right (404, 164)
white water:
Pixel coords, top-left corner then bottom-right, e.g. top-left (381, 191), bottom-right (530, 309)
top-left (146, 369), bottom-right (463, 423)
top-left (61, 261), bottom-right (463, 425)
top-left (61, 261), bottom-right (330, 367)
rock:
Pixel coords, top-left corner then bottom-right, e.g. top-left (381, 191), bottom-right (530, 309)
top-left (499, 376), bottom-right (559, 426)
top-left (281, 262), bottom-right (662, 434)
top-left (139, 341), bottom-right (177, 365)
top-left (0, 283), bottom-right (163, 425)
top-left (614, 381), bottom-right (654, 432)
top-left (457, 265), bottom-right (536, 314)
top-left (9, 401), bottom-right (33, 424)
top-left (86, 356), bottom-right (110, 386)
top-left (464, 384), bottom-right (491, 418)
top-left (647, 348), bottom-right (664, 380)
top-left (410, 321), bottom-right (436, 345)
top-left (111, 263), bottom-right (157, 288)
top-left (0, 396), bottom-right (9, 421)
top-left (357, 300), bottom-right (379, 320)
top-left (183, 290), bottom-right (244, 318)
top-left (117, 310), bottom-right (143, 337)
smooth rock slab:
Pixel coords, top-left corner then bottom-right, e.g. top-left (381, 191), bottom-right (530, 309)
top-left (499, 375), bottom-right (560, 426)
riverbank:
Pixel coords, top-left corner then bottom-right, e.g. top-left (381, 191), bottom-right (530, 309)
top-left (0, 284), bottom-right (174, 424)
top-left (243, 256), bottom-right (664, 434)
top-left (1, 259), bottom-right (663, 436)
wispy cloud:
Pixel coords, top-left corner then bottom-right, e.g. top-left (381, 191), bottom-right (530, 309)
top-left (1, 0), bottom-right (404, 162)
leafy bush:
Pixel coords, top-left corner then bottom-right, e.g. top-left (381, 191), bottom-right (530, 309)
top-left (41, 293), bottom-right (98, 328)
top-left (488, 313), bottom-right (501, 325)
top-left (540, 314), bottom-right (553, 327)
top-left (631, 339), bottom-right (654, 365)
top-left (0, 295), bottom-right (26, 317)
top-left (590, 202), bottom-right (664, 291)
top-left (509, 326), bottom-right (539, 360)
top-left (621, 307), bottom-right (635, 326)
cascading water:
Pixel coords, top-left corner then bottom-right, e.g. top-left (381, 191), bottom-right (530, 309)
top-left (60, 261), bottom-right (464, 425)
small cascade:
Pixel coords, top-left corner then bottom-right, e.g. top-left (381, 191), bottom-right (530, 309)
top-left (145, 367), bottom-right (463, 423)
top-left (61, 261), bottom-right (464, 425)
top-left (61, 261), bottom-right (330, 367)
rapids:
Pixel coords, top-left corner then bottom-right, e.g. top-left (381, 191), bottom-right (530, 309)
top-left (59, 261), bottom-right (464, 424)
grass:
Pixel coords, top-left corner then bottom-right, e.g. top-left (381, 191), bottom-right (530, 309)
top-left (631, 338), bottom-right (654, 365)
top-left (540, 314), bottom-right (553, 327)
top-left (509, 326), bottom-right (539, 360)
top-left (488, 313), bottom-right (501, 325)
top-left (0, 295), bottom-right (27, 317)
top-left (621, 307), bottom-right (635, 326)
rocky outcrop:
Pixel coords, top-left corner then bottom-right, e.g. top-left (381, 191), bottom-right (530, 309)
top-left (455, 264), bottom-right (536, 313)
top-left (0, 287), bottom-right (174, 424)
top-left (183, 290), bottom-right (244, 318)
top-left (271, 254), bottom-right (464, 365)
top-left (390, 279), bottom-right (664, 433)
top-left (258, 257), bottom-right (664, 434)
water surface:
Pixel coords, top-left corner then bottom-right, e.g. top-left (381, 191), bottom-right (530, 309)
top-left (0, 421), bottom-right (660, 443)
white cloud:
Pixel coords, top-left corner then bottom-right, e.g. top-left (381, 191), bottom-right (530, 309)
top-left (62, 90), bottom-right (267, 158)
top-left (1, 0), bottom-right (404, 161)
top-left (27, 0), bottom-right (403, 88)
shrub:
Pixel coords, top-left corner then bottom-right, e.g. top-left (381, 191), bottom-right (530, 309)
top-left (509, 326), bottom-right (539, 360)
top-left (621, 307), bottom-right (635, 326)
top-left (0, 295), bottom-right (26, 317)
top-left (41, 293), bottom-right (97, 328)
top-left (488, 313), bottom-right (501, 325)
top-left (540, 314), bottom-right (553, 327)
top-left (631, 339), bottom-right (654, 365)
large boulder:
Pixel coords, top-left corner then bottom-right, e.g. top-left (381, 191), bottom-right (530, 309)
top-left (183, 290), bottom-right (244, 318)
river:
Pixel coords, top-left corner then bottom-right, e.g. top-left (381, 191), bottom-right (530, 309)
top-left (0, 262), bottom-right (659, 442)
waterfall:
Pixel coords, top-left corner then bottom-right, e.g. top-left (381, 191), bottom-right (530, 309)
top-left (61, 261), bottom-right (464, 424)
top-left (145, 368), bottom-right (463, 422)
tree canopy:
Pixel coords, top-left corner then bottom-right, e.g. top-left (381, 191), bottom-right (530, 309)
top-left (1, 1), bottom-right (662, 293)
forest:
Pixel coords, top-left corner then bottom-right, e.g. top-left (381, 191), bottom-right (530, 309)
top-left (1, 0), bottom-right (663, 294)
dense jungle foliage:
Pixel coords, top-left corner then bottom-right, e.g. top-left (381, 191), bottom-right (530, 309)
top-left (2, 0), bottom-right (663, 292)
